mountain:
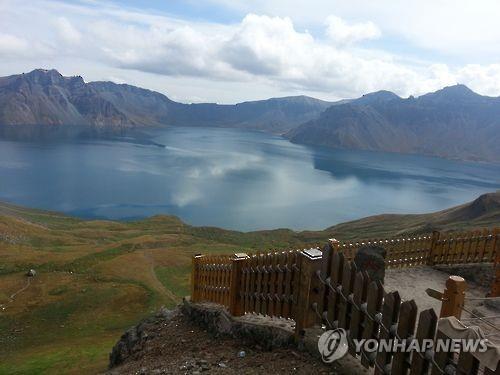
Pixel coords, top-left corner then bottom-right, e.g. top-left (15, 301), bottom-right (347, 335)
top-left (0, 69), bottom-right (131, 127)
top-left (322, 191), bottom-right (500, 240)
top-left (0, 69), bottom-right (332, 133)
top-left (286, 85), bottom-right (500, 162)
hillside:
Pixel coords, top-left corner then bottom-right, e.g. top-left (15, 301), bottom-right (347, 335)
top-left (0, 69), bottom-right (332, 133)
top-left (286, 85), bottom-right (500, 162)
top-left (0, 192), bottom-right (498, 373)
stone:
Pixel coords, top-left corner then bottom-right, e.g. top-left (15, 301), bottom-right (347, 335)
top-left (238, 350), bottom-right (246, 358)
top-left (354, 246), bottom-right (386, 283)
top-left (27, 269), bottom-right (36, 277)
top-left (181, 300), bottom-right (294, 350)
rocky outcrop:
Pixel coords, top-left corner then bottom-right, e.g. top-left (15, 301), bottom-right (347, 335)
top-left (286, 84), bottom-right (500, 162)
top-left (354, 245), bottom-right (386, 283)
top-left (107, 302), bottom-right (340, 374)
top-left (180, 300), bottom-right (294, 350)
top-left (109, 307), bottom-right (177, 368)
top-left (0, 69), bottom-right (134, 127)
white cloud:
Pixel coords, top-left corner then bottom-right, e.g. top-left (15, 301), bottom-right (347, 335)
top-left (204, 0), bottom-right (500, 62)
top-left (1, 0), bottom-right (500, 103)
top-left (55, 17), bottom-right (81, 44)
top-left (456, 64), bottom-right (500, 97)
top-left (325, 15), bottom-right (380, 45)
top-left (0, 33), bottom-right (29, 54)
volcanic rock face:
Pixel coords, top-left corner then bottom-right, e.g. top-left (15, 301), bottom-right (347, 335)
top-left (0, 69), bottom-right (132, 127)
top-left (0, 69), bottom-right (332, 132)
top-left (286, 85), bottom-right (500, 162)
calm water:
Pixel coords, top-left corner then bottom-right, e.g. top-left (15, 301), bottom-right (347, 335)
top-left (0, 127), bottom-right (499, 231)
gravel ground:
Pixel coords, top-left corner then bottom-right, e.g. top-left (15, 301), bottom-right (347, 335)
top-left (106, 311), bottom-right (345, 375)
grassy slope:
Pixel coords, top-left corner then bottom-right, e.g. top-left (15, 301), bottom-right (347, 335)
top-left (0, 192), bottom-right (498, 374)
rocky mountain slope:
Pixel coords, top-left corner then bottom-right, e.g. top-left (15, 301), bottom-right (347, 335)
top-left (286, 85), bottom-right (500, 162)
top-left (2, 69), bottom-right (500, 161)
top-left (322, 191), bottom-right (500, 240)
top-left (0, 69), bottom-right (332, 133)
top-left (0, 69), bottom-right (130, 127)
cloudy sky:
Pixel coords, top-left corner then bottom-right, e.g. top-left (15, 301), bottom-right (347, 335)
top-left (1, 0), bottom-right (500, 103)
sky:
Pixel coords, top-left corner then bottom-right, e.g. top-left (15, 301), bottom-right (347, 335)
top-left (1, 0), bottom-right (500, 103)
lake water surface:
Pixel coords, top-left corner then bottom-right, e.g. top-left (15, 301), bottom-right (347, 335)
top-left (0, 127), bottom-right (499, 231)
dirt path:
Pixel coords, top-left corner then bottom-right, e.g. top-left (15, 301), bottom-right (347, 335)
top-left (143, 250), bottom-right (178, 305)
top-left (385, 266), bottom-right (500, 344)
top-left (9, 277), bottom-right (32, 301)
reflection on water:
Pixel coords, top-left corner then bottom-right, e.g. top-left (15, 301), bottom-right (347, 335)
top-left (0, 126), bottom-right (499, 231)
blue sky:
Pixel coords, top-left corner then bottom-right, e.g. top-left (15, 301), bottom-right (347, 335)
top-left (1, 0), bottom-right (500, 103)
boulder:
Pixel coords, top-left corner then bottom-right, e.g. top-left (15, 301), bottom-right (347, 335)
top-left (26, 269), bottom-right (36, 277)
top-left (354, 246), bottom-right (386, 283)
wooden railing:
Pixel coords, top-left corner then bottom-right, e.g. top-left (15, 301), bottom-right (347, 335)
top-left (332, 234), bottom-right (433, 267)
top-left (191, 254), bottom-right (233, 309)
top-left (190, 228), bottom-right (500, 374)
top-left (332, 228), bottom-right (499, 267)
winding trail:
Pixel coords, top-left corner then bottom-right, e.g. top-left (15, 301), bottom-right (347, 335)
top-left (9, 277), bottom-right (32, 301)
top-left (143, 250), bottom-right (178, 305)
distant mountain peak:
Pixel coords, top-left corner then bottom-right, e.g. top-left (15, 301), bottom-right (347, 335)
top-left (356, 90), bottom-right (400, 104)
top-left (22, 68), bottom-right (68, 86)
top-left (27, 68), bottom-right (62, 77)
top-left (423, 83), bottom-right (479, 100)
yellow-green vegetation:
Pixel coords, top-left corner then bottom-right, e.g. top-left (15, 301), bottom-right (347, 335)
top-left (0, 191), bottom-right (498, 374)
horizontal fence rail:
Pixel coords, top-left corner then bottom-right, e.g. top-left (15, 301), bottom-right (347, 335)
top-left (429, 229), bottom-right (499, 265)
top-left (333, 228), bottom-right (499, 268)
top-left (190, 228), bottom-right (500, 374)
top-left (191, 254), bottom-right (233, 309)
top-left (333, 234), bottom-right (433, 268)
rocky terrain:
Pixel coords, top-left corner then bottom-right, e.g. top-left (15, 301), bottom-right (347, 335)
top-left (286, 85), bottom-right (500, 162)
top-left (106, 306), bottom-right (336, 375)
top-left (0, 69), bottom-right (331, 133)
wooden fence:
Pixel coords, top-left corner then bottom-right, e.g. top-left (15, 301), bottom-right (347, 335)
top-left (332, 228), bottom-right (499, 267)
top-left (190, 228), bottom-right (500, 374)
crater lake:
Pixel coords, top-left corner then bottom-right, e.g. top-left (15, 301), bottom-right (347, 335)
top-left (0, 126), bottom-right (499, 231)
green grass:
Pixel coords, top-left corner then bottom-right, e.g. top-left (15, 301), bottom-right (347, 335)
top-left (0, 338), bottom-right (115, 375)
top-left (0, 192), bottom-right (498, 374)
top-left (155, 265), bottom-right (191, 300)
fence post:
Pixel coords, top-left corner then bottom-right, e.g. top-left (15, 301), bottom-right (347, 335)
top-left (229, 253), bottom-right (249, 316)
top-left (329, 238), bottom-right (340, 252)
top-left (294, 248), bottom-right (325, 340)
top-left (439, 275), bottom-right (467, 319)
top-left (191, 254), bottom-right (203, 302)
top-left (490, 229), bottom-right (500, 297)
top-left (427, 230), bottom-right (441, 266)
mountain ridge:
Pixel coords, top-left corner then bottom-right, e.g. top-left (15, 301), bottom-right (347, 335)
top-left (286, 84), bottom-right (500, 162)
top-left (2, 69), bottom-right (500, 161)
top-left (0, 69), bottom-right (333, 133)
